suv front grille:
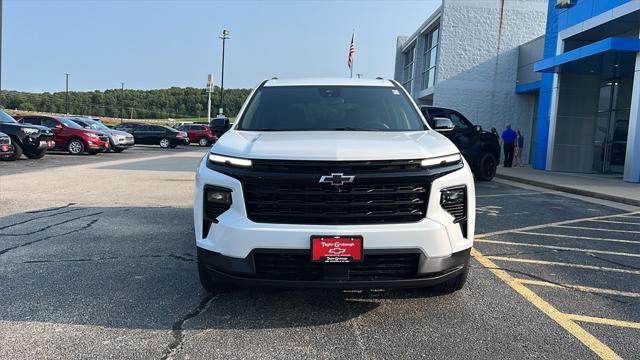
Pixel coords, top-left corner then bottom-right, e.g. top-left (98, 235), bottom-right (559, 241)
top-left (244, 179), bottom-right (428, 225)
top-left (99, 136), bottom-right (109, 142)
top-left (207, 159), bottom-right (452, 226)
top-left (254, 252), bottom-right (420, 281)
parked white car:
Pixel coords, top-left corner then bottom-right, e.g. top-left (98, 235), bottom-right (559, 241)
top-left (193, 78), bottom-right (475, 293)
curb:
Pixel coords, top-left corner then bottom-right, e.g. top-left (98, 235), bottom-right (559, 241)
top-left (495, 173), bottom-right (640, 207)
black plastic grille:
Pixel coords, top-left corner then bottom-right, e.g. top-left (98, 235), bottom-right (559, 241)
top-left (254, 252), bottom-right (420, 281)
top-left (99, 135), bottom-right (109, 142)
top-left (243, 179), bottom-right (428, 225)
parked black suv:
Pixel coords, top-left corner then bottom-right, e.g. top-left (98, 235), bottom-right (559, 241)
top-left (420, 106), bottom-right (499, 181)
top-left (0, 110), bottom-right (55, 161)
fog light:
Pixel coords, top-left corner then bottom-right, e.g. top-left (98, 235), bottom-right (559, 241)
top-left (206, 189), bottom-right (231, 204)
top-left (440, 186), bottom-right (466, 223)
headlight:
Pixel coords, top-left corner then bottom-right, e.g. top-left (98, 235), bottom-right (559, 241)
top-left (209, 153), bottom-right (252, 167)
top-left (84, 132), bottom-right (99, 139)
top-left (20, 128), bottom-right (39, 135)
top-left (421, 153), bottom-right (462, 168)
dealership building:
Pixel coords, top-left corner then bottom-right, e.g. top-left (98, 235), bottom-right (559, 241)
top-left (395, 0), bottom-right (640, 183)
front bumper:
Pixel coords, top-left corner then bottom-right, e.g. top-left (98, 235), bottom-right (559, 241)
top-left (199, 247), bottom-right (470, 289)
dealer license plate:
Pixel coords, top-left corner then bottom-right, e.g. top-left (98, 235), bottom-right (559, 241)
top-left (310, 236), bottom-right (363, 263)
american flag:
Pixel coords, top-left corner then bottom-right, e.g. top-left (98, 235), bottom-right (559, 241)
top-left (348, 32), bottom-right (355, 70)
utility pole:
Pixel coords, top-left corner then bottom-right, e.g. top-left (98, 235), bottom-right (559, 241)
top-left (120, 82), bottom-right (124, 124)
top-left (219, 29), bottom-right (230, 116)
top-left (64, 73), bottom-right (70, 114)
top-left (207, 74), bottom-right (213, 123)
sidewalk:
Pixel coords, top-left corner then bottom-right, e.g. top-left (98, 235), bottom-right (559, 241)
top-left (495, 166), bottom-right (640, 206)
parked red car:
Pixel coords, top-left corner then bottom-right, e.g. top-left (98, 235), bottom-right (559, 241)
top-left (17, 115), bottom-right (110, 155)
top-left (177, 124), bottom-right (217, 146)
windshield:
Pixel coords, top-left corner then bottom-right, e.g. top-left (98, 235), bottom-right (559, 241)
top-left (0, 110), bottom-right (17, 124)
top-left (59, 117), bottom-right (85, 129)
top-left (84, 119), bottom-right (110, 131)
top-left (237, 86), bottom-right (426, 131)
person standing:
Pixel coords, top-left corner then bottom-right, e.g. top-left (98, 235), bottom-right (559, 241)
top-left (514, 129), bottom-right (524, 167)
top-left (501, 124), bottom-right (517, 167)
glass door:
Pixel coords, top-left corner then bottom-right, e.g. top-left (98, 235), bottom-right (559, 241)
top-left (593, 79), bottom-right (630, 174)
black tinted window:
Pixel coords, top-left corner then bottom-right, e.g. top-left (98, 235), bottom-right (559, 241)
top-left (42, 119), bottom-right (59, 128)
top-left (238, 86), bottom-right (425, 131)
top-left (22, 117), bottom-right (42, 126)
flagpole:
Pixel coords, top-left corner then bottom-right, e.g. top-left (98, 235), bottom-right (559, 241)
top-left (350, 30), bottom-right (354, 78)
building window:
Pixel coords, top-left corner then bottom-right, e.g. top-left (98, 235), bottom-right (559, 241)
top-left (402, 45), bottom-right (415, 92)
top-left (422, 26), bottom-right (439, 89)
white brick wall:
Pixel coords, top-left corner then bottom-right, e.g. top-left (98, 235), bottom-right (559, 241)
top-left (434, 0), bottom-right (547, 162)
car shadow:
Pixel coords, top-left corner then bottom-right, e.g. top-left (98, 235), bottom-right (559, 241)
top-left (0, 205), bottom-right (449, 331)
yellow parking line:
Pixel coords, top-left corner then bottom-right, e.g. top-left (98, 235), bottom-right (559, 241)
top-left (513, 231), bottom-right (640, 245)
top-left (516, 279), bottom-right (640, 298)
top-left (472, 249), bottom-right (622, 359)
top-left (476, 239), bottom-right (640, 258)
top-left (566, 314), bottom-right (640, 330)
top-left (476, 211), bottom-right (640, 238)
top-left (486, 256), bottom-right (640, 275)
top-left (588, 219), bottom-right (640, 226)
top-left (553, 225), bottom-right (640, 234)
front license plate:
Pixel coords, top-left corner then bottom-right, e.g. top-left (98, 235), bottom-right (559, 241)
top-left (311, 236), bottom-right (363, 263)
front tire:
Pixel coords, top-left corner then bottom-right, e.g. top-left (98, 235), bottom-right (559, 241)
top-left (24, 148), bottom-right (46, 159)
top-left (67, 139), bottom-right (85, 155)
top-left (476, 152), bottom-right (497, 181)
top-left (432, 258), bottom-right (469, 294)
top-left (159, 138), bottom-right (170, 148)
top-left (198, 260), bottom-right (232, 293)
top-left (113, 147), bottom-right (125, 153)
top-left (198, 137), bottom-right (209, 147)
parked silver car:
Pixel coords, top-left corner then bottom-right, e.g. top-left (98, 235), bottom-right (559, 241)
top-left (71, 117), bottom-right (135, 152)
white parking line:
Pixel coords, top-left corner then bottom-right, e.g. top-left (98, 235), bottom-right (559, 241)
top-left (513, 231), bottom-right (640, 245)
top-left (553, 225), bottom-right (640, 234)
top-left (476, 191), bottom-right (560, 198)
top-left (486, 256), bottom-right (640, 275)
top-left (587, 219), bottom-right (640, 226)
top-left (476, 211), bottom-right (640, 238)
top-left (618, 215), bottom-right (640, 219)
top-left (476, 239), bottom-right (640, 258)
top-left (516, 279), bottom-right (640, 298)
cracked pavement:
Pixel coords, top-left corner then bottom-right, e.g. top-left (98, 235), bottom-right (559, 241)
top-left (1, 147), bottom-right (639, 359)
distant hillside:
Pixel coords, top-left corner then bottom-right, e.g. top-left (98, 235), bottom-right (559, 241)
top-left (0, 87), bottom-right (252, 119)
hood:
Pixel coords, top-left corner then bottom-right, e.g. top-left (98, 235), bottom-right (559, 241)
top-left (211, 130), bottom-right (459, 161)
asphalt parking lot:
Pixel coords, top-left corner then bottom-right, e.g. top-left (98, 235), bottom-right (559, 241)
top-left (1, 149), bottom-right (638, 359)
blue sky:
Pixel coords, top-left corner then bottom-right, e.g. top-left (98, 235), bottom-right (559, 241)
top-left (4, 0), bottom-right (439, 92)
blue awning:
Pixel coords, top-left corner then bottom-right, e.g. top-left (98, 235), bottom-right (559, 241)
top-left (534, 37), bottom-right (640, 76)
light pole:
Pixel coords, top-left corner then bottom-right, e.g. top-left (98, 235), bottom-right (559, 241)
top-left (219, 29), bottom-right (230, 116)
top-left (206, 74), bottom-right (213, 123)
top-left (120, 82), bottom-right (124, 124)
top-left (64, 73), bottom-right (70, 114)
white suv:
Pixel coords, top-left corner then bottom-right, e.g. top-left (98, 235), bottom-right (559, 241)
top-left (193, 78), bottom-right (475, 292)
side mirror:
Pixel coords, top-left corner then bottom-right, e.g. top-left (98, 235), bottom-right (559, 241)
top-left (433, 117), bottom-right (455, 132)
top-left (474, 124), bottom-right (482, 133)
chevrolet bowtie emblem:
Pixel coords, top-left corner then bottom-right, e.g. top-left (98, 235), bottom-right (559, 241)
top-left (319, 173), bottom-right (355, 186)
